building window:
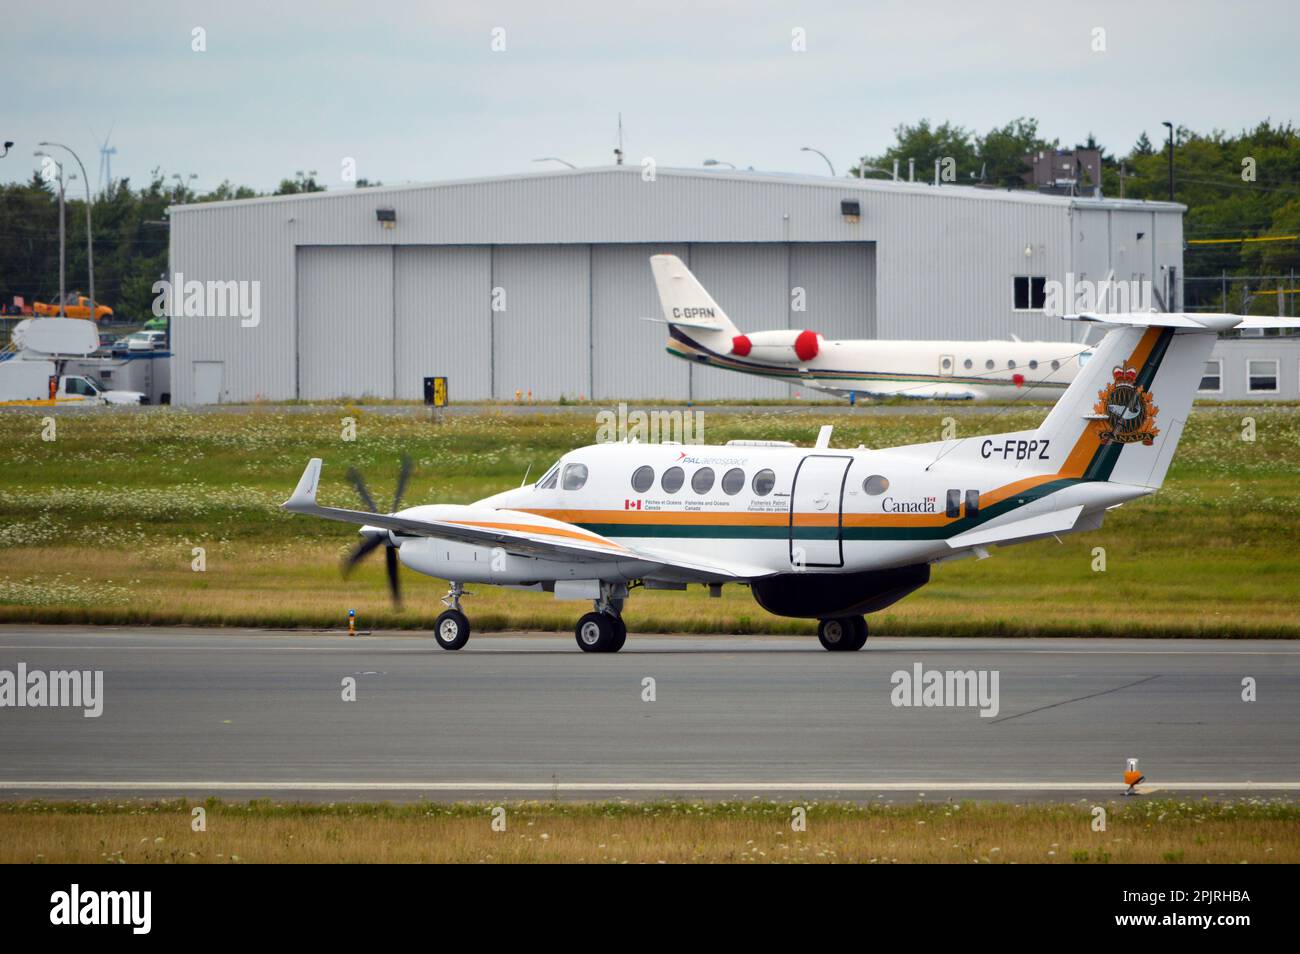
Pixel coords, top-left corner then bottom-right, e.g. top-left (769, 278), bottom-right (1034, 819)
top-left (1014, 276), bottom-right (1047, 310)
top-left (946, 489), bottom-right (961, 518)
top-left (661, 466), bottom-right (685, 494)
top-left (631, 465), bottom-right (655, 493)
top-left (1248, 359), bottom-right (1279, 393)
top-left (691, 467), bottom-right (715, 494)
top-left (721, 467), bottom-right (745, 495)
top-left (1197, 360), bottom-right (1223, 394)
top-left (752, 469), bottom-right (776, 496)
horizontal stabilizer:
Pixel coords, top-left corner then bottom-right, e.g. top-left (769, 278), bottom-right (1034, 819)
top-left (1064, 311), bottom-right (1300, 333)
top-left (945, 505), bottom-right (1084, 548)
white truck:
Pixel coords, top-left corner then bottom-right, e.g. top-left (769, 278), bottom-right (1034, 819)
top-left (0, 359), bottom-right (145, 405)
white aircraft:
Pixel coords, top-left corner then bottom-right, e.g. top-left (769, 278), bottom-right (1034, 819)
top-left (648, 253), bottom-right (1092, 400)
top-left (283, 309), bottom-right (1292, 653)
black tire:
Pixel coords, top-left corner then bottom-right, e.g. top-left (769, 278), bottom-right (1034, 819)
top-left (608, 616), bottom-right (628, 653)
top-left (846, 615), bottom-right (868, 651)
top-left (817, 617), bottom-right (856, 651)
top-left (434, 609), bottom-right (470, 650)
top-left (575, 611), bottom-right (619, 653)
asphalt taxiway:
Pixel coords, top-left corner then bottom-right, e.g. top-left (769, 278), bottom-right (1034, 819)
top-left (0, 626), bottom-right (1296, 802)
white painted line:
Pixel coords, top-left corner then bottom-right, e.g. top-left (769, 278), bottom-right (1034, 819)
top-left (0, 780), bottom-right (1296, 793)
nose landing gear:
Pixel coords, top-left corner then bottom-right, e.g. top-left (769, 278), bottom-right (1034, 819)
top-left (433, 582), bottom-right (471, 650)
top-left (818, 615), bottom-right (868, 652)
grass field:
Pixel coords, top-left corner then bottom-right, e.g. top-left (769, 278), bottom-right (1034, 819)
top-left (1, 798), bottom-right (1294, 864)
top-left (1, 404), bottom-right (1297, 636)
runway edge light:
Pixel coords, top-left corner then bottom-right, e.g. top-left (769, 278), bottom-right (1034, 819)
top-left (1124, 757), bottom-right (1145, 795)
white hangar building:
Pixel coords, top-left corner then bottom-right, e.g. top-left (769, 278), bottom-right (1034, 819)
top-left (167, 166), bottom-right (1189, 405)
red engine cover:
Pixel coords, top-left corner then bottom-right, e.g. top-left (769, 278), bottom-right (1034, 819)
top-left (794, 330), bottom-right (819, 362)
top-left (731, 335), bottom-right (752, 357)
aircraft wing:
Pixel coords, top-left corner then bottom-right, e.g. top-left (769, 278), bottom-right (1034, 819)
top-left (282, 459), bottom-right (774, 581)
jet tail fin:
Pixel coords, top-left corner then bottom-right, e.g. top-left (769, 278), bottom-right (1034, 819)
top-left (649, 255), bottom-right (741, 337)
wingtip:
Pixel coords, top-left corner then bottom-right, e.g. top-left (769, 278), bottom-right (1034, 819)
top-left (283, 457), bottom-right (323, 512)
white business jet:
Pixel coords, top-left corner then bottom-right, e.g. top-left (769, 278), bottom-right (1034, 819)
top-left (649, 254), bottom-right (1090, 400)
top-left (284, 304), bottom-right (1293, 652)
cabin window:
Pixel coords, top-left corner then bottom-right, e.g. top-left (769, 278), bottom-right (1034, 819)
top-left (1028, 360), bottom-right (1038, 370)
top-left (752, 468), bottom-right (776, 496)
top-left (721, 467), bottom-right (745, 495)
top-left (863, 474), bottom-right (889, 495)
top-left (985, 359), bottom-right (995, 370)
top-left (963, 359), bottom-right (973, 370)
top-left (1247, 359), bottom-right (1279, 394)
top-left (1007, 359), bottom-right (1017, 370)
top-left (1051, 359), bottom-right (1060, 371)
top-left (631, 465), bottom-right (655, 492)
top-left (691, 467), bottom-right (716, 494)
top-left (946, 489), bottom-right (961, 518)
top-left (1198, 359), bottom-right (1223, 393)
top-left (561, 463), bottom-right (588, 491)
top-left (661, 466), bottom-right (685, 494)
top-left (1013, 276), bottom-right (1047, 310)
top-left (965, 489), bottom-right (980, 516)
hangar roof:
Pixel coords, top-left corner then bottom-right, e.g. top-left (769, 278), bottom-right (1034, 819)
top-left (170, 165), bottom-right (1185, 215)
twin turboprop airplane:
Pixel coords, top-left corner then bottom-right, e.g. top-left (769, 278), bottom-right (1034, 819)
top-left (649, 254), bottom-right (1092, 400)
top-left (283, 307), bottom-right (1294, 653)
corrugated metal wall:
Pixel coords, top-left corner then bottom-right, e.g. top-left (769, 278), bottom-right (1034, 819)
top-left (297, 246), bottom-right (393, 400)
top-left (169, 167), bottom-right (1185, 404)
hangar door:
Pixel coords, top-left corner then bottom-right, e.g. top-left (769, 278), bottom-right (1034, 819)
top-left (297, 246), bottom-right (393, 401)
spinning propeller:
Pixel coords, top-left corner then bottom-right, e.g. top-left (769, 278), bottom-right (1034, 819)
top-left (341, 456), bottom-right (413, 607)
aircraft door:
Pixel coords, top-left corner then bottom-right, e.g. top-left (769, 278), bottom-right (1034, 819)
top-left (789, 455), bottom-right (852, 568)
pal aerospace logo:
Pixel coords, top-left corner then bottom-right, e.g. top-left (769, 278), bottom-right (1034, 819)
top-left (1093, 365), bottom-right (1159, 445)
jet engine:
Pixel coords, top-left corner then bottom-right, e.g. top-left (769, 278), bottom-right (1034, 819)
top-left (729, 329), bottom-right (821, 363)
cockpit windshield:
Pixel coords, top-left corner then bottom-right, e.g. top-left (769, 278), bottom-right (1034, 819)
top-left (537, 461), bottom-right (561, 490)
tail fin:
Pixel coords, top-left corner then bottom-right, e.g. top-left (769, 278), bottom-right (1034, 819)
top-left (649, 254), bottom-right (742, 337)
top-left (1036, 314), bottom-right (1229, 489)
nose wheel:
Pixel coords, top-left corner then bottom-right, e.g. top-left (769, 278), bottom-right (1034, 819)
top-left (818, 615), bottom-right (867, 651)
top-left (433, 583), bottom-right (471, 650)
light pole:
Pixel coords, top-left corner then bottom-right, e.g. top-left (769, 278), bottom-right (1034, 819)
top-left (703, 159), bottom-right (735, 169)
top-left (1161, 121), bottom-right (1174, 203)
top-left (532, 157), bottom-right (577, 169)
top-left (34, 152), bottom-right (68, 316)
top-left (39, 141), bottom-right (95, 316)
top-left (800, 146), bottom-right (835, 176)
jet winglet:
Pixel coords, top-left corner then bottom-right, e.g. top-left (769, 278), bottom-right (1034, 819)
top-left (283, 458), bottom-right (322, 512)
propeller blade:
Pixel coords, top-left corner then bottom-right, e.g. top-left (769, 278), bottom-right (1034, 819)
top-left (341, 534), bottom-right (385, 576)
top-left (391, 455), bottom-right (413, 511)
top-left (385, 545), bottom-right (402, 607)
top-left (345, 466), bottom-right (378, 513)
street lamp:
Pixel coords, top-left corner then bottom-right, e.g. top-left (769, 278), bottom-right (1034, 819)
top-left (34, 151), bottom-right (68, 317)
top-left (1161, 121), bottom-right (1174, 203)
top-left (800, 146), bottom-right (835, 176)
top-left (39, 141), bottom-right (95, 317)
top-left (532, 157), bottom-right (577, 169)
top-left (703, 159), bottom-right (735, 169)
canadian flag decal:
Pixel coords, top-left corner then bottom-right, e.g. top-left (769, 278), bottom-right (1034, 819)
top-left (624, 499), bottom-right (642, 510)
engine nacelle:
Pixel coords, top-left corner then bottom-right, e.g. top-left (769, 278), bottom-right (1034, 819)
top-left (750, 564), bottom-right (930, 619)
top-left (729, 329), bottom-right (820, 363)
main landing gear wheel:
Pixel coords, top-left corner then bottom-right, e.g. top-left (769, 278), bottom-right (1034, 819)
top-left (575, 612), bottom-right (623, 653)
top-left (818, 615), bottom-right (868, 652)
top-left (434, 609), bottom-right (470, 651)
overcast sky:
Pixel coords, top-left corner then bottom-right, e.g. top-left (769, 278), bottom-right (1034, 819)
top-left (2, 0), bottom-right (1296, 193)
